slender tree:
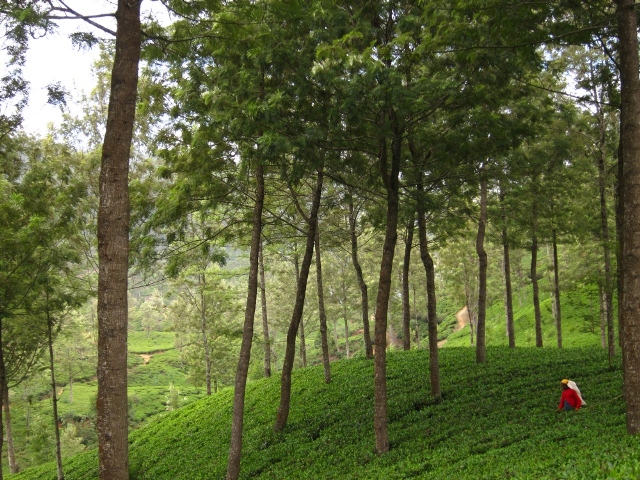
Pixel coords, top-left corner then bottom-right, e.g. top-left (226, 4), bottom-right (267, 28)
top-left (401, 217), bottom-right (415, 351)
top-left (259, 241), bottom-right (272, 378)
top-left (274, 170), bottom-right (323, 433)
top-left (476, 173), bottom-right (488, 363)
top-left (315, 228), bottom-right (331, 383)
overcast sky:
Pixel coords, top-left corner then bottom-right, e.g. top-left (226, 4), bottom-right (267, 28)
top-left (21, 0), bottom-right (164, 136)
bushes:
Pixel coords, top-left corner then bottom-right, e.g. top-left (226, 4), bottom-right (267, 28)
top-left (14, 346), bottom-right (634, 480)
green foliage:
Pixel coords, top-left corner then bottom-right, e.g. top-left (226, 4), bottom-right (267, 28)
top-left (128, 331), bottom-right (176, 353)
top-left (14, 346), bottom-right (635, 480)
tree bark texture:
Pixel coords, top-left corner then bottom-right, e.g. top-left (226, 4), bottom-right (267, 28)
top-left (315, 229), bottom-right (331, 383)
top-left (402, 218), bottom-right (414, 351)
top-left (476, 176), bottom-right (488, 364)
top-left (616, 0), bottom-right (640, 435)
top-left (226, 164), bottom-right (264, 479)
top-left (374, 122), bottom-right (402, 455)
top-left (417, 194), bottom-right (441, 399)
top-left (274, 170), bottom-right (323, 433)
top-left (499, 182), bottom-right (515, 348)
top-left (259, 242), bottom-right (271, 378)
top-left (348, 197), bottom-right (373, 359)
top-left (96, 2), bottom-right (141, 478)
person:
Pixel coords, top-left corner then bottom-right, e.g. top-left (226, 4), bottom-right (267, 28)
top-left (557, 379), bottom-right (583, 412)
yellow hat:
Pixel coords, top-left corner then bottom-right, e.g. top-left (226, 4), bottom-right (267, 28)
top-left (561, 379), bottom-right (569, 385)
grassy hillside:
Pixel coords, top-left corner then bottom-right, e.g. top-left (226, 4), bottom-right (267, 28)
top-left (443, 284), bottom-right (608, 348)
top-left (3, 331), bottom-right (205, 475)
top-left (14, 346), bottom-right (638, 480)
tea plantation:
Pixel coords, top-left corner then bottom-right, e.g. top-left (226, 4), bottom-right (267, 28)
top-left (13, 346), bottom-right (639, 479)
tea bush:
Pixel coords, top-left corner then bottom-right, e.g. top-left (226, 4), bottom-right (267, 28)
top-left (14, 346), bottom-right (637, 480)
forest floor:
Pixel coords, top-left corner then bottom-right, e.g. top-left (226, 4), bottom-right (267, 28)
top-left (438, 307), bottom-right (469, 347)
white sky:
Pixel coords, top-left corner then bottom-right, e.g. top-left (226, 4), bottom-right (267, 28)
top-left (21, 0), bottom-right (165, 136)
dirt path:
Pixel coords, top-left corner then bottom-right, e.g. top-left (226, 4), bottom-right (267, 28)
top-left (437, 307), bottom-right (469, 348)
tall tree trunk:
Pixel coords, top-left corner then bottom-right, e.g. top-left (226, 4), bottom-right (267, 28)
top-left (552, 230), bottom-right (562, 349)
top-left (4, 379), bottom-right (18, 474)
top-left (200, 273), bottom-right (212, 396)
top-left (226, 164), bottom-right (264, 479)
top-left (292, 255), bottom-right (307, 368)
top-left (596, 114), bottom-right (616, 364)
top-left (299, 317), bottom-right (307, 368)
top-left (616, 0), bottom-right (640, 435)
top-left (348, 197), bottom-right (373, 359)
top-left (531, 196), bottom-right (543, 348)
top-left (417, 185), bottom-right (441, 399)
top-left (463, 265), bottom-right (476, 346)
top-left (68, 374), bottom-right (73, 404)
top-left (274, 170), bottom-right (323, 433)
top-left (500, 182), bottom-right (515, 348)
top-left (476, 176), bottom-right (488, 363)
top-left (343, 300), bottom-right (350, 359)
top-left (46, 304), bottom-right (64, 480)
top-left (402, 217), bottom-right (414, 351)
top-left (373, 119), bottom-right (402, 455)
top-left (600, 283), bottom-right (607, 349)
top-left (0, 319), bottom-right (5, 480)
top-left (259, 241), bottom-right (271, 378)
top-left (413, 284), bottom-right (420, 348)
top-left (315, 230), bottom-right (331, 383)
top-left (96, 2), bottom-right (141, 478)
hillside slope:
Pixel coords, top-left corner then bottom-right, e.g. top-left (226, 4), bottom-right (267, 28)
top-left (15, 347), bottom-right (639, 480)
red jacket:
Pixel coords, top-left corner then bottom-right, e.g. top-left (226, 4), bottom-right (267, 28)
top-left (559, 387), bottom-right (581, 410)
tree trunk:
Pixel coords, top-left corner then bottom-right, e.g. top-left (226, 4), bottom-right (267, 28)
top-left (616, 0), bottom-right (640, 435)
top-left (476, 176), bottom-right (488, 363)
top-left (200, 273), bottom-right (212, 396)
top-left (96, 2), bottom-right (141, 478)
top-left (373, 120), bottom-right (402, 455)
top-left (343, 301), bottom-right (350, 359)
top-left (463, 265), bottom-right (476, 347)
top-left (259, 241), bottom-right (271, 378)
top-left (599, 283), bottom-right (607, 349)
top-left (531, 196), bottom-right (543, 348)
top-left (292, 254), bottom-right (307, 368)
top-left (226, 163), bottom-right (264, 479)
top-left (596, 111), bottom-right (615, 364)
top-left (274, 170), bottom-right (323, 433)
top-left (46, 305), bottom-right (64, 480)
top-left (348, 196), bottom-right (373, 359)
top-left (4, 382), bottom-right (18, 474)
top-left (314, 229), bottom-right (331, 383)
top-left (299, 315), bottom-right (307, 368)
top-left (417, 190), bottom-right (441, 399)
top-left (552, 230), bottom-right (562, 349)
top-left (0, 318), bottom-right (5, 480)
top-left (69, 374), bottom-right (73, 404)
top-left (500, 182), bottom-right (515, 348)
top-left (413, 284), bottom-right (420, 348)
top-left (402, 217), bottom-right (414, 351)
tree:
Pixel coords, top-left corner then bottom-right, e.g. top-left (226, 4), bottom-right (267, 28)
top-left (615, 0), bottom-right (640, 435)
top-left (95, 1), bottom-right (141, 477)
